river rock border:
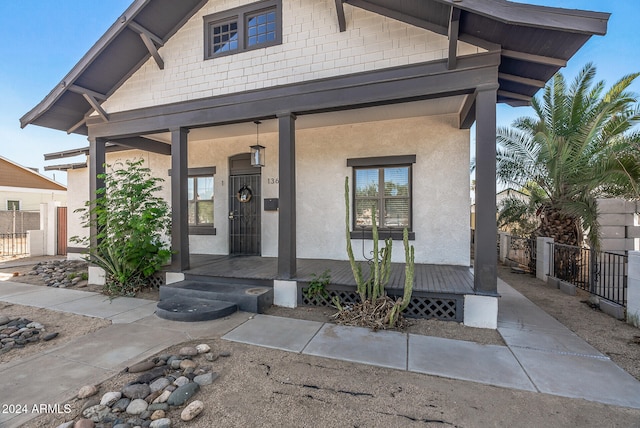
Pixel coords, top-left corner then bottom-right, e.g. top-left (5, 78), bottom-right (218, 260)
top-left (0, 315), bottom-right (58, 355)
top-left (55, 343), bottom-right (225, 428)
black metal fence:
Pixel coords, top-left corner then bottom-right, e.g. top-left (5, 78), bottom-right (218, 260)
top-left (506, 236), bottom-right (537, 275)
top-left (0, 233), bottom-right (28, 257)
top-left (549, 242), bottom-right (627, 307)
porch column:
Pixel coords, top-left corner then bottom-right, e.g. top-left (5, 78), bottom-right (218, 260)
top-left (277, 113), bottom-right (297, 278)
top-left (88, 136), bottom-right (106, 249)
top-left (473, 84), bottom-right (499, 295)
top-left (171, 127), bottom-right (190, 270)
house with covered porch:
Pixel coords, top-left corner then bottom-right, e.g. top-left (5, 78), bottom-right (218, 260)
top-left (22, 0), bottom-right (608, 327)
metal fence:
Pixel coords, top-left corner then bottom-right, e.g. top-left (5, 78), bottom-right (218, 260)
top-left (0, 233), bottom-right (28, 257)
top-left (549, 242), bottom-right (627, 307)
top-left (506, 236), bottom-right (537, 275)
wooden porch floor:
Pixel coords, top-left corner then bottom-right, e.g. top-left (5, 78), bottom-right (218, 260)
top-left (185, 255), bottom-right (474, 295)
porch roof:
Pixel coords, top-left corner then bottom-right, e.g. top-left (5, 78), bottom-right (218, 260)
top-left (21, 0), bottom-right (609, 136)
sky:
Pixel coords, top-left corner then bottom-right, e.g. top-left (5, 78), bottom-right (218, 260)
top-left (0, 0), bottom-right (639, 186)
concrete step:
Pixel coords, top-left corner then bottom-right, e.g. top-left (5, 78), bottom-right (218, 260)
top-left (159, 280), bottom-right (273, 314)
top-left (156, 297), bottom-right (237, 322)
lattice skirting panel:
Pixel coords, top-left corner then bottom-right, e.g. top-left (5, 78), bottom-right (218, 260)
top-left (300, 287), bottom-right (462, 322)
top-left (148, 272), bottom-right (166, 288)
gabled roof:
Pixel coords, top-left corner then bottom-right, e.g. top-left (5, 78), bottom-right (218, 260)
top-left (0, 156), bottom-right (66, 191)
top-left (21, 0), bottom-right (609, 135)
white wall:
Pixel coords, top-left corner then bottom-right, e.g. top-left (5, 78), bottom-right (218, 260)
top-left (100, 0), bottom-right (482, 114)
top-left (0, 186), bottom-right (66, 212)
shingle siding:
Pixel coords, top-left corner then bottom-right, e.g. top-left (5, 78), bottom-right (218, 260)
top-left (100, 0), bottom-right (482, 114)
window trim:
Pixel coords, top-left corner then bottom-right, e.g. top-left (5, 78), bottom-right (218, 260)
top-left (168, 167), bottom-right (216, 235)
top-left (348, 155), bottom-right (416, 241)
top-left (203, 0), bottom-right (282, 60)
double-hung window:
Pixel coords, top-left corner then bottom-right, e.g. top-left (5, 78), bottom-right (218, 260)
top-left (204, 0), bottom-right (281, 60)
top-left (348, 155), bottom-right (416, 240)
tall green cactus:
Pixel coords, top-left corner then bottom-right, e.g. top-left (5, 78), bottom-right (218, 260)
top-left (344, 176), bottom-right (411, 310)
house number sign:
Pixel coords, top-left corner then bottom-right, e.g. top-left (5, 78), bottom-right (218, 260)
top-left (267, 177), bottom-right (279, 184)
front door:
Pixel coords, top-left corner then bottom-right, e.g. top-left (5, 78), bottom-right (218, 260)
top-left (229, 154), bottom-right (261, 255)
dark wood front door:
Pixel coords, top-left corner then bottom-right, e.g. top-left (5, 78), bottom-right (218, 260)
top-left (229, 155), bottom-right (261, 255)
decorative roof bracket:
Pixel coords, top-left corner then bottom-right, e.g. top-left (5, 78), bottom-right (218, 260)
top-left (129, 21), bottom-right (165, 70)
top-left (335, 0), bottom-right (346, 32)
top-left (447, 7), bottom-right (461, 70)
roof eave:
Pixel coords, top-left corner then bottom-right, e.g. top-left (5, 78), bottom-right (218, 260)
top-left (19, 0), bottom-right (152, 129)
top-left (435, 0), bottom-right (609, 35)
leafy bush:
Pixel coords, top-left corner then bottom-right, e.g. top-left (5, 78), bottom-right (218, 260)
top-left (71, 159), bottom-right (172, 296)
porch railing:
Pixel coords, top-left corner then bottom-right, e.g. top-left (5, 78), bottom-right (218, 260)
top-left (0, 233), bottom-right (28, 257)
top-left (549, 242), bottom-right (627, 307)
top-left (506, 236), bottom-right (537, 275)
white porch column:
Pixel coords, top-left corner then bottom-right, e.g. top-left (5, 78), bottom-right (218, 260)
top-left (536, 237), bottom-right (554, 282)
top-left (627, 251), bottom-right (640, 327)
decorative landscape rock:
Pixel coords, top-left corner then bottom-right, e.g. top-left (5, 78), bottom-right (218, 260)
top-left (179, 346), bottom-right (198, 356)
top-left (195, 343), bottom-right (211, 354)
top-left (100, 391), bottom-right (122, 406)
top-left (149, 418), bottom-right (172, 428)
top-left (26, 260), bottom-right (88, 288)
top-left (180, 400), bottom-right (204, 421)
top-left (78, 385), bottom-right (99, 399)
top-left (0, 316), bottom-right (58, 354)
top-left (167, 382), bottom-right (200, 406)
top-left (52, 346), bottom-right (219, 427)
top-left (122, 383), bottom-right (151, 400)
top-left (126, 398), bottom-right (149, 415)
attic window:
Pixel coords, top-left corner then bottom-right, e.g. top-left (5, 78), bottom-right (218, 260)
top-left (204, 0), bottom-right (281, 60)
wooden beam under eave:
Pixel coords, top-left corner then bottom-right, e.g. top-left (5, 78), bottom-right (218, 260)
top-left (82, 94), bottom-right (109, 122)
top-left (335, 0), bottom-right (346, 32)
top-left (448, 7), bottom-right (461, 70)
top-left (128, 21), bottom-right (164, 47)
top-left (68, 84), bottom-right (107, 101)
top-left (139, 32), bottom-right (165, 70)
top-left (67, 111), bottom-right (92, 134)
top-left (498, 73), bottom-right (546, 88)
top-left (502, 49), bottom-right (567, 67)
top-left (498, 90), bottom-right (532, 102)
top-left (458, 93), bottom-right (476, 129)
top-left (109, 136), bottom-right (171, 155)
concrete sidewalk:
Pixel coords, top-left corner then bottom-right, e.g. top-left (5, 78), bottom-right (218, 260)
top-left (1, 278), bottom-right (640, 427)
top-left (223, 279), bottom-right (640, 409)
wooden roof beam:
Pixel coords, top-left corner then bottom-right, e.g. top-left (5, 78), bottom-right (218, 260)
top-left (498, 89), bottom-right (532, 102)
top-left (498, 72), bottom-right (546, 88)
top-left (502, 49), bottom-right (567, 67)
top-left (82, 93), bottom-right (109, 122)
top-left (335, 0), bottom-right (346, 32)
top-left (110, 136), bottom-right (171, 155)
top-left (448, 7), bottom-right (461, 70)
top-left (129, 21), bottom-right (165, 70)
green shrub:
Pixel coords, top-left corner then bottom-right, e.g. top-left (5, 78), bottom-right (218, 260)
top-left (71, 159), bottom-right (172, 296)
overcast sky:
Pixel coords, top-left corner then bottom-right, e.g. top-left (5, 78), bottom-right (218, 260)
top-left (0, 0), bottom-right (638, 186)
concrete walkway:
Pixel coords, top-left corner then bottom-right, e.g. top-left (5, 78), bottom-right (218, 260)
top-left (1, 278), bottom-right (640, 427)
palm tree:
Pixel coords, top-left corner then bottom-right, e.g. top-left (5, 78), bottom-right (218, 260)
top-left (496, 63), bottom-right (640, 249)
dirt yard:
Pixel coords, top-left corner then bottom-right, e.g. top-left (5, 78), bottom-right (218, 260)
top-left (2, 258), bottom-right (640, 427)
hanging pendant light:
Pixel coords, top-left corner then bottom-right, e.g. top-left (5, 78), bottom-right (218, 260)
top-left (251, 120), bottom-right (265, 167)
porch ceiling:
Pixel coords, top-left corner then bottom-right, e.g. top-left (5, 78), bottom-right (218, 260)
top-left (21, 0), bottom-right (609, 135)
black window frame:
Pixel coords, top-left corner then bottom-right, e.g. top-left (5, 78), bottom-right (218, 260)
top-left (6, 200), bottom-right (20, 211)
top-left (203, 0), bottom-right (282, 60)
top-left (347, 155), bottom-right (416, 241)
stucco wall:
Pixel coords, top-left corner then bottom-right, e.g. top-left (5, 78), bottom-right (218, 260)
top-left (101, 0), bottom-right (482, 114)
top-left (0, 187), bottom-right (66, 212)
top-left (68, 115), bottom-right (470, 266)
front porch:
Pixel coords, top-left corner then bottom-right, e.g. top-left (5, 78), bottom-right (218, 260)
top-left (171, 254), bottom-right (475, 321)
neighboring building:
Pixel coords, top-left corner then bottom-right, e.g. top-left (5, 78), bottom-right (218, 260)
top-left (0, 156), bottom-right (66, 233)
top-left (24, 0), bottom-right (608, 326)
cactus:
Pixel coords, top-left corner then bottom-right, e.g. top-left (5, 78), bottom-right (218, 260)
top-left (344, 176), bottom-right (412, 317)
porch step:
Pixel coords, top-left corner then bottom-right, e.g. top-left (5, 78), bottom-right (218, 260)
top-left (159, 280), bottom-right (273, 315)
top-left (156, 297), bottom-right (237, 322)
